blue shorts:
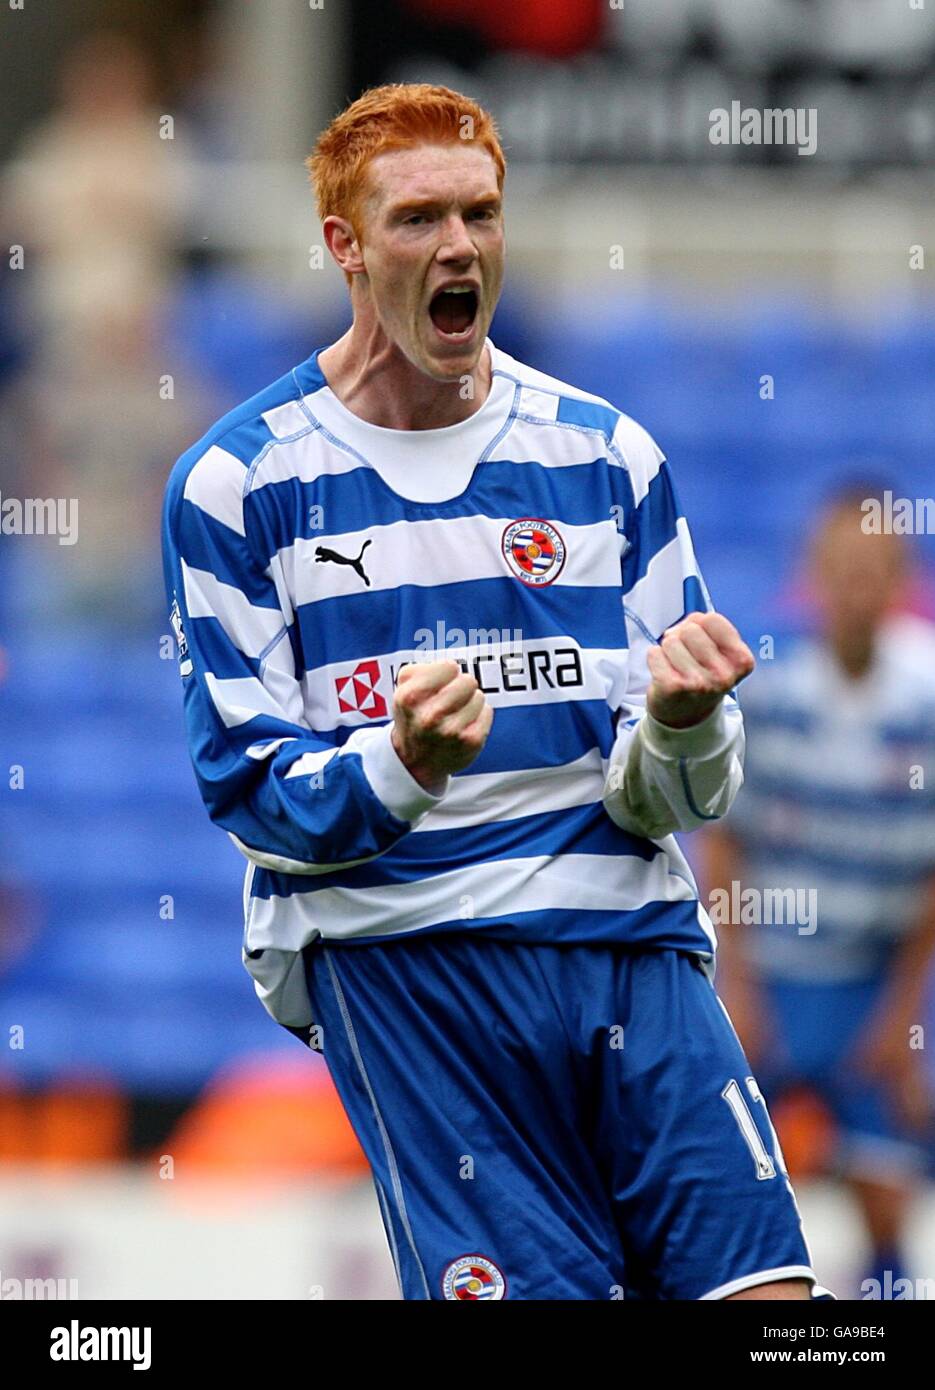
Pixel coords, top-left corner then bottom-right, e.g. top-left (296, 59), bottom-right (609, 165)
top-left (288, 936), bottom-right (829, 1300)
top-left (759, 976), bottom-right (931, 1181)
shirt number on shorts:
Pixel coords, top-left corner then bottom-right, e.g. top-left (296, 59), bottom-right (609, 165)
top-left (721, 1076), bottom-right (789, 1181)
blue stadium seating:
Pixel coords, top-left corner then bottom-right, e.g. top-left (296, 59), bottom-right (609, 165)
top-left (0, 638), bottom-right (297, 1092)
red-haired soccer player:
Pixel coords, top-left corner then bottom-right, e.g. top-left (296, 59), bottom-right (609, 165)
top-left (162, 84), bottom-right (831, 1301)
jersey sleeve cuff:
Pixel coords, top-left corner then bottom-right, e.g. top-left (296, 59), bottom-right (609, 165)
top-left (360, 722), bottom-right (450, 823)
top-left (639, 700), bottom-right (731, 761)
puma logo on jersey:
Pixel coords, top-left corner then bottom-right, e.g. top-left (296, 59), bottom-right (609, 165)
top-left (315, 539), bottom-right (372, 586)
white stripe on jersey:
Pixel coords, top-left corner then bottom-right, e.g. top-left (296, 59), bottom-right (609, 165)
top-left (183, 444), bottom-right (247, 533)
top-left (622, 521), bottom-right (704, 630)
top-left (299, 636), bottom-right (628, 730)
top-left (245, 850), bottom-right (697, 950)
top-left (181, 560), bottom-right (283, 656)
top-left (273, 515), bottom-right (622, 606)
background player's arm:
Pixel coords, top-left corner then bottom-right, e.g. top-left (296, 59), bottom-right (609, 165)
top-left (602, 450), bottom-right (751, 839)
top-left (850, 873), bottom-right (935, 1128)
top-left (162, 450), bottom-right (451, 875)
top-left (698, 822), bottom-right (775, 1068)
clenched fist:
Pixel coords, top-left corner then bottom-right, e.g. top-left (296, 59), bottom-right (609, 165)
top-left (391, 658), bottom-right (494, 790)
top-left (646, 612), bottom-right (755, 729)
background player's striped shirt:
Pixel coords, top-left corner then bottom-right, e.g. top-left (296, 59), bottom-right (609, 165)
top-left (728, 614), bottom-right (935, 982)
top-left (161, 339), bottom-right (743, 1026)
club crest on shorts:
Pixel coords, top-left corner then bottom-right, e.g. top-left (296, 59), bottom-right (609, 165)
top-left (501, 518), bottom-right (566, 587)
top-left (442, 1254), bottom-right (506, 1300)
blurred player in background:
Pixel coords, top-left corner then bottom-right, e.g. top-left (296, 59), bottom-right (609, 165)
top-left (162, 83), bottom-right (833, 1301)
top-left (702, 484), bottom-right (935, 1297)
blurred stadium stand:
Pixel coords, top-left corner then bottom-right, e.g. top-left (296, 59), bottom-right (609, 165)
top-left (0, 631), bottom-right (299, 1095)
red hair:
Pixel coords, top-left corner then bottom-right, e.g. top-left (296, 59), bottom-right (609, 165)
top-left (307, 83), bottom-right (506, 265)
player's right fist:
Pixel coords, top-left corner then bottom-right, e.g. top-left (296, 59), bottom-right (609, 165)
top-left (390, 658), bottom-right (494, 790)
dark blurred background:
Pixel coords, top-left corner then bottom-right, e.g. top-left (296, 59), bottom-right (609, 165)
top-left (0, 0), bottom-right (934, 1297)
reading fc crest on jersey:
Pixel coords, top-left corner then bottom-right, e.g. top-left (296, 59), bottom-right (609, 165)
top-left (442, 1254), bottom-right (506, 1301)
top-left (501, 518), bottom-right (566, 587)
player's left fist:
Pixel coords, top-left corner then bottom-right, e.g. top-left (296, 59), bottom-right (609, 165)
top-left (645, 611), bottom-right (754, 730)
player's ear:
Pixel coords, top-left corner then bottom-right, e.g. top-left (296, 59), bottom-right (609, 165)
top-left (322, 215), bottom-right (366, 277)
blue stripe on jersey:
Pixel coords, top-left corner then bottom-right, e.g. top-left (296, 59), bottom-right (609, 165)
top-left (244, 456), bottom-right (620, 561)
top-left (184, 730), bottom-right (413, 866)
top-left (329, 701), bottom-right (617, 773)
top-left (621, 463), bottom-right (679, 593)
top-left (681, 574), bottom-right (709, 620)
top-left (291, 352), bottom-right (327, 398)
top-left (177, 499), bottom-right (281, 608)
top-left (249, 800), bottom-right (659, 899)
top-left (222, 417), bottom-right (278, 471)
top-left (468, 700), bottom-right (618, 770)
top-left (314, 898), bottom-right (707, 950)
top-left (188, 708), bottom-right (323, 759)
top-left (183, 614), bottom-right (299, 682)
top-left (556, 395), bottom-right (621, 440)
top-left (295, 577), bottom-right (626, 673)
top-left (187, 616), bottom-right (261, 680)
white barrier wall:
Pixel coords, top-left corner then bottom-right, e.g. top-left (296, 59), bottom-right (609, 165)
top-left (0, 1169), bottom-right (933, 1299)
top-left (0, 1167), bottom-right (399, 1301)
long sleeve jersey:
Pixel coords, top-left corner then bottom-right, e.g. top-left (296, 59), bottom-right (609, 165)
top-left (161, 339), bottom-right (745, 1027)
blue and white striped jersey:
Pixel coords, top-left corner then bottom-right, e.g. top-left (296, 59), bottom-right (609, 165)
top-left (729, 614), bottom-right (935, 982)
top-left (161, 339), bottom-right (742, 1026)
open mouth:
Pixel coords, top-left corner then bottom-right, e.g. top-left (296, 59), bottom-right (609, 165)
top-left (428, 285), bottom-right (479, 340)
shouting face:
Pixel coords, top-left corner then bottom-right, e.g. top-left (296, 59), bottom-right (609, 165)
top-left (350, 141), bottom-right (505, 382)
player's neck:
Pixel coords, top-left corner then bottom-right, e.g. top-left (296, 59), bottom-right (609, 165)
top-left (318, 327), bottom-right (492, 431)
